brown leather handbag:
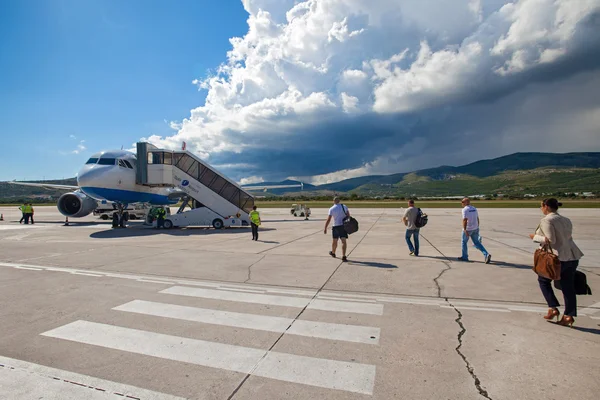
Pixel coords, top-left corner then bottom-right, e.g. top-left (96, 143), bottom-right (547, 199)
top-left (533, 242), bottom-right (561, 280)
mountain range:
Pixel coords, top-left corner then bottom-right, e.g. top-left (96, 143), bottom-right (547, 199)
top-left (245, 152), bottom-right (600, 196)
top-left (1, 152), bottom-right (599, 201)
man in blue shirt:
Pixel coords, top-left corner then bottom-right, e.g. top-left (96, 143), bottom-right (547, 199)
top-left (324, 197), bottom-right (350, 262)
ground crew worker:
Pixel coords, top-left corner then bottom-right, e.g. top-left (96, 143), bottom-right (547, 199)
top-left (249, 205), bottom-right (261, 241)
top-left (28, 203), bottom-right (35, 224)
top-left (22, 203), bottom-right (33, 224)
top-left (19, 204), bottom-right (26, 224)
top-left (155, 207), bottom-right (166, 229)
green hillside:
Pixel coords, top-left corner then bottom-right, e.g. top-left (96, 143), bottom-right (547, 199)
top-left (2, 152), bottom-right (599, 202)
top-left (353, 168), bottom-right (600, 197)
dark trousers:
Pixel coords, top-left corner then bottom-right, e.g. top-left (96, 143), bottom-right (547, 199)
top-left (538, 260), bottom-right (579, 316)
top-left (23, 213), bottom-right (33, 224)
top-left (20, 213), bottom-right (25, 223)
top-left (251, 223), bottom-right (259, 240)
top-left (156, 218), bottom-right (164, 229)
top-left (405, 229), bottom-right (420, 255)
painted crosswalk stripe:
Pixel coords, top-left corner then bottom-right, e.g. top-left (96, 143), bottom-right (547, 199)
top-left (42, 321), bottom-right (376, 395)
top-left (113, 300), bottom-right (380, 344)
top-left (0, 355), bottom-right (184, 400)
top-left (160, 286), bottom-right (384, 315)
top-left (580, 302), bottom-right (600, 316)
top-left (441, 305), bottom-right (510, 313)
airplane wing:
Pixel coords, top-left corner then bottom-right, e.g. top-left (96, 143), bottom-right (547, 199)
top-left (8, 181), bottom-right (79, 190)
top-left (242, 183), bottom-right (303, 191)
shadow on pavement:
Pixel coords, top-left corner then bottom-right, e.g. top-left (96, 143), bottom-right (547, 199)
top-left (347, 260), bottom-right (398, 269)
top-left (572, 326), bottom-right (600, 336)
top-left (416, 255), bottom-right (453, 262)
top-left (492, 261), bottom-right (532, 270)
top-left (90, 226), bottom-right (276, 239)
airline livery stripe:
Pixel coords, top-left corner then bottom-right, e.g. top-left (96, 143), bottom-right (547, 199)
top-left (0, 356), bottom-right (185, 400)
top-left (113, 300), bottom-right (380, 344)
top-left (160, 286), bottom-right (384, 315)
top-left (41, 321), bottom-right (376, 395)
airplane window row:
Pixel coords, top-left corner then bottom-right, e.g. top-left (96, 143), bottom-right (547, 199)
top-left (85, 157), bottom-right (133, 169)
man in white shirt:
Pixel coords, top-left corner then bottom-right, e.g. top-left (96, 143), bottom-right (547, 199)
top-left (324, 197), bottom-right (349, 262)
top-left (458, 197), bottom-right (491, 263)
top-left (402, 199), bottom-right (420, 256)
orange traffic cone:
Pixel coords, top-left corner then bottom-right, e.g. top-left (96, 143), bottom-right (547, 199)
top-left (64, 217), bottom-right (69, 226)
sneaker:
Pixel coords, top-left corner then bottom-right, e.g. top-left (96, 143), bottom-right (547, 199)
top-left (457, 257), bottom-right (469, 262)
top-left (342, 256), bottom-right (348, 262)
top-left (409, 251), bottom-right (414, 256)
top-left (329, 251), bottom-right (336, 258)
top-left (485, 254), bottom-right (491, 264)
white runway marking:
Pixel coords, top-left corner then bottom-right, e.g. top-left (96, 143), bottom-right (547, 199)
top-left (161, 286), bottom-right (384, 315)
top-left (114, 300), bottom-right (380, 344)
top-left (0, 355), bottom-right (184, 400)
top-left (13, 266), bottom-right (43, 271)
top-left (42, 321), bottom-right (376, 395)
top-left (580, 302), bottom-right (600, 316)
top-left (0, 262), bottom-right (595, 317)
top-left (441, 305), bottom-right (510, 313)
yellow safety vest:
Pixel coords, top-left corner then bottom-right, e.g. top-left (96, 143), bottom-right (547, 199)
top-left (249, 211), bottom-right (260, 225)
top-left (23, 205), bottom-right (32, 213)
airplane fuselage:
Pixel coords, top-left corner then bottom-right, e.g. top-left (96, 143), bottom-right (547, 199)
top-left (77, 150), bottom-right (176, 205)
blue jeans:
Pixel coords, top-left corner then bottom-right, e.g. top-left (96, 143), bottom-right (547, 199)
top-left (461, 229), bottom-right (488, 260)
top-left (406, 229), bottom-right (419, 255)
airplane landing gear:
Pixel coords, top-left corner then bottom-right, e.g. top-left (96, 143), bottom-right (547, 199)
top-left (112, 204), bottom-right (129, 228)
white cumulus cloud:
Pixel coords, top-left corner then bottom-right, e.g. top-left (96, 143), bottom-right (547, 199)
top-left (144, 0), bottom-right (600, 184)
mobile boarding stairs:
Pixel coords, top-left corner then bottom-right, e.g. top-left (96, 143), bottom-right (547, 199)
top-left (136, 142), bottom-right (255, 229)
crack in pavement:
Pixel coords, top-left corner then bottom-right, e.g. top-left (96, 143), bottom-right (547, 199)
top-left (433, 261), bottom-right (452, 298)
top-left (431, 250), bottom-right (493, 399)
top-left (244, 255), bottom-right (266, 283)
top-left (446, 300), bottom-right (493, 400)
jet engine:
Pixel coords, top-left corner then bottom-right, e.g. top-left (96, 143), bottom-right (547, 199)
top-left (57, 191), bottom-right (98, 218)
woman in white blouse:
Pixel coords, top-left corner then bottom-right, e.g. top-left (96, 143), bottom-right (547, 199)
top-left (529, 198), bottom-right (584, 327)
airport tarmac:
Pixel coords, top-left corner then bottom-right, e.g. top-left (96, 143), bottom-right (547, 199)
top-left (0, 206), bottom-right (598, 400)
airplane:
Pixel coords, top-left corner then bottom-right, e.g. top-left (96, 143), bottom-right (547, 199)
top-left (10, 148), bottom-right (302, 226)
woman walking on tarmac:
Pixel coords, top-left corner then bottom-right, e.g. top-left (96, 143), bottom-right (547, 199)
top-left (249, 206), bottom-right (261, 241)
top-left (530, 198), bottom-right (584, 327)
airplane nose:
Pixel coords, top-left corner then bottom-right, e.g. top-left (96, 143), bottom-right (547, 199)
top-left (77, 165), bottom-right (106, 188)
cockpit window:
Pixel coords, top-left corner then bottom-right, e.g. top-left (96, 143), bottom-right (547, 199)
top-left (117, 159), bottom-right (128, 169)
top-left (123, 160), bottom-right (133, 169)
top-left (86, 158), bottom-right (99, 164)
top-left (97, 158), bottom-right (116, 165)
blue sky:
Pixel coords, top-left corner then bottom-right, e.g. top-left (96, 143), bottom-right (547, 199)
top-left (1, 0), bottom-right (599, 185)
top-left (0, 0), bottom-right (248, 180)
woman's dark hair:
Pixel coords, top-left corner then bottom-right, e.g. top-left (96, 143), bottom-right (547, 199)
top-left (252, 205), bottom-right (257, 210)
top-left (542, 198), bottom-right (563, 210)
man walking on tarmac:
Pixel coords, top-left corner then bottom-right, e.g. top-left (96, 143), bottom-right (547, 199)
top-left (28, 203), bottom-right (35, 224)
top-left (402, 199), bottom-right (420, 256)
top-left (249, 206), bottom-right (261, 241)
top-left (458, 197), bottom-right (491, 263)
top-left (324, 197), bottom-right (349, 262)
top-left (19, 203), bottom-right (26, 224)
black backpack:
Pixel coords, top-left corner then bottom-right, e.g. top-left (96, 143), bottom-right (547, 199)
top-left (341, 204), bottom-right (359, 234)
top-left (415, 208), bottom-right (428, 228)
